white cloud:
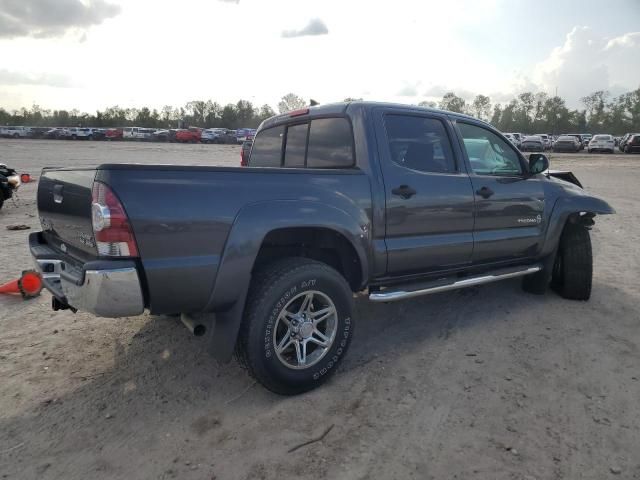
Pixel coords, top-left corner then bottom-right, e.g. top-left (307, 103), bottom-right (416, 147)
top-left (282, 18), bottom-right (328, 38)
top-left (535, 27), bottom-right (640, 107)
top-left (0, 69), bottom-right (74, 87)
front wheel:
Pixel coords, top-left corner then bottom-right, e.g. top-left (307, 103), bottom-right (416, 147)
top-left (551, 223), bottom-right (592, 300)
top-left (236, 258), bottom-right (354, 395)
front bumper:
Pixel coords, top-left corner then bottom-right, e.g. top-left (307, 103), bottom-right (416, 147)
top-left (30, 233), bottom-right (145, 318)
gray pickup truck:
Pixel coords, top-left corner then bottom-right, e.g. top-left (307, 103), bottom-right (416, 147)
top-left (30, 102), bottom-right (614, 394)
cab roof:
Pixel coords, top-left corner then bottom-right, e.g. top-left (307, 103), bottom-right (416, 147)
top-left (259, 101), bottom-right (489, 131)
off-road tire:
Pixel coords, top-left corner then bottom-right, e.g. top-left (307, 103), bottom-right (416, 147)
top-left (522, 262), bottom-right (551, 295)
top-left (551, 223), bottom-right (592, 300)
top-left (235, 257), bottom-right (354, 395)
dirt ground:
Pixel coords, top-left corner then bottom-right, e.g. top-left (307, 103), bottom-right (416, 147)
top-left (0, 139), bottom-right (639, 480)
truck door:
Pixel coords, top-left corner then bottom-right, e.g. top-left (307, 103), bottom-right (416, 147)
top-left (454, 120), bottom-right (545, 263)
top-left (374, 109), bottom-right (476, 275)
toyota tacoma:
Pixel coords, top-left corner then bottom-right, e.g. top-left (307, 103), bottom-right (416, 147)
top-left (30, 102), bottom-right (614, 394)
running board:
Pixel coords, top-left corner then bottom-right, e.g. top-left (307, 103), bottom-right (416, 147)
top-left (369, 265), bottom-right (542, 303)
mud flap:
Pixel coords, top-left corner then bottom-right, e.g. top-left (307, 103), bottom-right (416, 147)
top-left (207, 285), bottom-right (249, 363)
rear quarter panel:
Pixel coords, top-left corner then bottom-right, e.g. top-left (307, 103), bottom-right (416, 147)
top-left (96, 166), bottom-right (372, 314)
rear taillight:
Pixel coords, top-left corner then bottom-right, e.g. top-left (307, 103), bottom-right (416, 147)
top-left (91, 182), bottom-right (138, 257)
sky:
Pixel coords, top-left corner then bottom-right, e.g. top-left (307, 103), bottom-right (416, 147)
top-left (0, 0), bottom-right (639, 113)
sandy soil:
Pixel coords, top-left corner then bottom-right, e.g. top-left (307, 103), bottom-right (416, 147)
top-left (0, 139), bottom-right (639, 480)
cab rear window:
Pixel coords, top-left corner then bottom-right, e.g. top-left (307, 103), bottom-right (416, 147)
top-left (249, 126), bottom-right (284, 167)
top-left (250, 118), bottom-right (354, 168)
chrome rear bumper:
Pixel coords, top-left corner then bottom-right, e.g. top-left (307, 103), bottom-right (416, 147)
top-left (30, 233), bottom-right (144, 318)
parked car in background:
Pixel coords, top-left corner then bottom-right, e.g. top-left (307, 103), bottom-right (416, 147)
top-left (175, 127), bottom-right (202, 143)
top-left (105, 128), bottom-right (123, 141)
top-left (152, 129), bottom-right (169, 142)
top-left (520, 135), bottom-right (544, 152)
top-left (553, 135), bottom-right (582, 152)
top-left (139, 128), bottom-right (155, 141)
top-left (167, 129), bottom-right (180, 143)
top-left (512, 133), bottom-right (524, 147)
top-left (534, 134), bottom-right (551, 150)
top-left (1, 126), bottom-right (31, 138)
top-left (236, 128), bottom-right (257, 144)
top-left (503, 133), bottom-right (518, 146)
top-left (581, 134), bottom-right (593, 146)
top-left (622, 134), bottom-right (640, 153)
top-left (563, 134), bottom-right (585, 150)
top-left (204, 128), bottom-right (237, 144)
top-left (503, 132), bottom-right (521, 147)
top-left (61, 127), bottom-right (94, 140)
top-left (43, 128), bottom-right (66, 139)
top-left (240, 139), bottom-right (252, 166)
top-left (587, 134), bottom-right (615, 153)
top-left (619, 133), bottom-right (637, 152)
top-left (201, 128), bottom-right (227, 144)
top-left (27, 127), bottom-right (49, 139)
top-left (122, 127), bottom-right (146, 140)
top-left (91, 128), bottom-right (107, 141)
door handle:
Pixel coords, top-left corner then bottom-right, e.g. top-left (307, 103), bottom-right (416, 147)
top-left (476, 186), bottom-right (494, 199)
top-left (392, 185), bottom-right (416, 199)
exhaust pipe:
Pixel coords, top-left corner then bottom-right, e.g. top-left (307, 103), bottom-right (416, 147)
top-left (180, 313), bottom-right (207, 337)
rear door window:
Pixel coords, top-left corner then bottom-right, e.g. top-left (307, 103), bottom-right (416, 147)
top-left (250, 126), bottom-right (285, 167)
top-left (384, 115), bottom-right (456, 173)
top-left (306, 118), bottom-right (354, 168)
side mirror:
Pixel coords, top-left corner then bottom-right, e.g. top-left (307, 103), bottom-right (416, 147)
top-left (529, 153), bottom-right (549, 174)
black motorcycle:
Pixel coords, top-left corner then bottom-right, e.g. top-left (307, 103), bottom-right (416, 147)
top-left (0, 163), bottom-right (20, 211)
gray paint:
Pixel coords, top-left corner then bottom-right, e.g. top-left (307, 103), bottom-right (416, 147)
top-left (34, 101), bottom-right (614, 361)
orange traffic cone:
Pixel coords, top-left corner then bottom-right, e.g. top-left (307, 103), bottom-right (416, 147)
top-left (0, 270), bottom-right (43, 298)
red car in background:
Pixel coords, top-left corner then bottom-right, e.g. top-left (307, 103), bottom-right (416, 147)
top-left (175, 127), bottom-right (202, 143)
top-left (105, 128), bottom-right (123, 141)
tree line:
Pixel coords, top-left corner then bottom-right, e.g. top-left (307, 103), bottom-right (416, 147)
top-left (1, 88), bottom-right (639, 134)
top-left (428, 87), bottom-right (640, 135)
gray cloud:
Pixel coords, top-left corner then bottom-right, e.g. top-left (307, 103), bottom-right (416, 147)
top-left (397, 84), bottom-right (419, 97)
top-left (282, 18), bottom-right (328, 38)
top-left (0, 69), bottom-right (74, 88)
top-left (423, 85), bottom-right (448, 97)
top-left (0, 0), bottom-right (121, 39)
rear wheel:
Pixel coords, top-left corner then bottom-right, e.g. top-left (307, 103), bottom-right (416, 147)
top-left (236, 258), bottom-right (354, 395)
top-left (551, 223), bottom-right (592, 300)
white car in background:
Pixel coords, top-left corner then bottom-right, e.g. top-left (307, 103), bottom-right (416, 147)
top-left (61, 127), bottom-right (95, 140)
top-left (503, 133), bottom-right (518, 146)
top-left (201, 128), bottom-right (227, 143)
top-left (504, 132), bottom-right (522, 147)
top-left (122, 127), bottom-right (146, 140)
top-left (588, 134), bottom-right (615, 153)
top-left (1, 126), bottom-right (31, 138)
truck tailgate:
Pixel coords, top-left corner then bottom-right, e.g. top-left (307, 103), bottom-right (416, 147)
top-left (37, 168), bottom-right (98, 260)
